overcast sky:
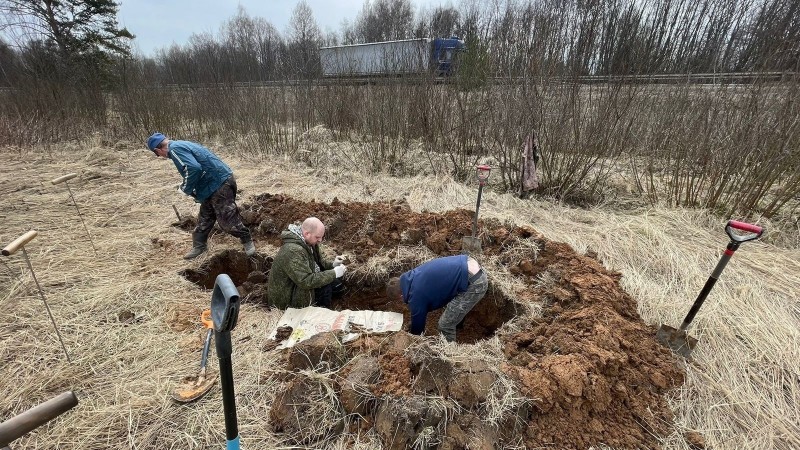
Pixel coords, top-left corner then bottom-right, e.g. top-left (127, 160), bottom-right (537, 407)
top-left (117, 0), bottom-right (447, 56)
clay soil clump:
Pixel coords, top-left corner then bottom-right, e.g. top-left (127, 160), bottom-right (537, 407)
top-left (186, 194), bottom-right (687, 449)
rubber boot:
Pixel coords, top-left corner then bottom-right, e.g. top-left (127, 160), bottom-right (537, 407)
top-left (242, 239), bottom-right (256, 256)
top-left (184, 232), bottom-right (209, 260)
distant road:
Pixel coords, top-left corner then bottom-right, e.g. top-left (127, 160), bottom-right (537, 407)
top-left (0, 72), bottom-right (794, 92)
top-left (154, 71), bottom-right (796, 89)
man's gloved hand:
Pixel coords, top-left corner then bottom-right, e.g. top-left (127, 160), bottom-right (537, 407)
top-left (333, 265), bottom-right (347, 278)
top-left (333, 255), bottom-right (346, 267)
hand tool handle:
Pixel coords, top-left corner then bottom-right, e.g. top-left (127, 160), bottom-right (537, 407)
top-left (51, 173), bottom-right (77, 185)
top-left (212, 274), bottom-right (240, 333)
top-left (212, 274), bottom-right (241, 446)
top-left (199, 328), bottom-right (213, 372)
top-left (680, 220), bottom-right (765, 331)
top-left (216, 332), bottom-right (239, 445)
top-left (0, 391), bottom-right (78, 446)
top-left (2, 230), bottom-right (38, 256)
top-left (226, 435), bottom-right (241, 449)
top-left (172, 204), bottom-right (182, 221)
top-left (201, 309), bottom-right (213, 329)
top-left (725, 220), bottom-right (764, 243)
top-left (472, 183), bottom-right (484, 236)
top-left (727, 220), bottom-right (763, 234)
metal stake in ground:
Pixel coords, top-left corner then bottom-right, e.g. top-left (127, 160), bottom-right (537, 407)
top-left (2, 230), bottom-right (72, 363)
top-left (211, 274), bottom-right (241, 450)
top-left (462, 164), bottom-right (492, 255)
top-left (51, 173), bottom-right (97, 256)
top-left (656, 220), bottom-right (765, 358)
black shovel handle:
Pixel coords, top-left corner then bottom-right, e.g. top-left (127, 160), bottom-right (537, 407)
top-left (211, 274), bottom-right (241, 445)
top-left (211, 274), bottom-right (240, 334)
top-left (679, 220), bottom-right (764, 331)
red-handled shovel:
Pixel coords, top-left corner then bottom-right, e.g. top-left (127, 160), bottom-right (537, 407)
top-left (656, 220), bottom-right (764, 357)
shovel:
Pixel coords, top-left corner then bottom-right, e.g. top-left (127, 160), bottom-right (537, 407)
top-left (172, 309), bottom-right (217, 403)
top-left (211, 274), bottom-right (242, 450)
top-left (462, 164), bottom-right (492, 255)
top-left (657, 220), bottom-right (764, 357)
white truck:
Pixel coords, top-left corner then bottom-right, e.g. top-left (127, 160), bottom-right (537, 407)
top-left (319, 37), bottom-right (465, 77)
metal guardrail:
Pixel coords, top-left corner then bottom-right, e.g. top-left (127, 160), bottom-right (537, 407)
top-left (563, 71), bottom-right (794, 84)
top-left (0, 72), bottom-right (795, 92)
top-left (152, 72), bottom-right (796, 89)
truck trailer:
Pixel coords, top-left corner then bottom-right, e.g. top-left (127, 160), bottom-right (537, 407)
top-left (319, 37), bottom-right (465, 78)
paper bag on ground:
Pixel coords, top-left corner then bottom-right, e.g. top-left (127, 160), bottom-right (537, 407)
top-left (267, 306), bottom-right (404, 349)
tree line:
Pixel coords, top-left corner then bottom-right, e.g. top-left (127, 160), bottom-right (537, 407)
top-left (1, 0), bottom-right (798, 88)
top-left (0, 0), bottom-right (798, 221)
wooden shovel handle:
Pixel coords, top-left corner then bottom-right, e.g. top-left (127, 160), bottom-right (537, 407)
top-left (51, 173), bottom-right (77, 185)
top-left (0, 391), bottom-right (79, 446)
top-left (2, 230), bottom-right (38, 256)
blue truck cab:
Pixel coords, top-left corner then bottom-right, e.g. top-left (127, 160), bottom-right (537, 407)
top-left (431, 37), bottom-right (466, 77)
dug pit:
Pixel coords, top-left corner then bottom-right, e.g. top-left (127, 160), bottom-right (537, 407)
top-left (336, 283), bottom-right (518, 344)
top-left (180, 250), bottom-right (517, 344)
top-left (173, 193), bottom-right (690, 449)
top-left (179, 250), bottom-right (272, 302)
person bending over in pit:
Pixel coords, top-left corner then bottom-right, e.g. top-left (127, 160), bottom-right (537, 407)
top-left (386, 254), bottom-right (488, 342)
top-left (146, 132), bottom-right (255, 259)
top-left (267, 217), bottom-right (347, 309)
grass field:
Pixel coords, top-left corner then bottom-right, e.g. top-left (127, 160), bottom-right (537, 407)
top-left (0, 137), bottom-right (798, 449)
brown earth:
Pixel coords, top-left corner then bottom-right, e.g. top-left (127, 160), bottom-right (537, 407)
top-left (180, 194), bottom-right (687, 449)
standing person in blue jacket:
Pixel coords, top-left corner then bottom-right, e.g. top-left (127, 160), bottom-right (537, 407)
top-left (386, 255), bottom-right (488, 342)
top-left (147, 132), bottom-right (256, 259)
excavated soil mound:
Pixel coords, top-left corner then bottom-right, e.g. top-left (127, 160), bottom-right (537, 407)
top-left (181, 194), bottom-right (687, 449)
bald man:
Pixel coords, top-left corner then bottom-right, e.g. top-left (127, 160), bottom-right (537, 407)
top-left (266, 217), bottom-right (347, 309)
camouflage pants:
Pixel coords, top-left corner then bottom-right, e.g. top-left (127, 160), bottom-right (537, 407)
top-left (438, 270), bottom-right (488, 342)
top-left (195, 175), bottom-right (252, 242)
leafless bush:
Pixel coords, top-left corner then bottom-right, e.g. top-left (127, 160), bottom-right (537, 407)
top-left (1, 0), bottom-right (798, 219)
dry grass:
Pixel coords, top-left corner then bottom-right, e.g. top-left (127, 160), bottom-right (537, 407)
top-left (1, 140), bottom-right (798, 449)
top-left (352, 244), bottom-right (437, 286)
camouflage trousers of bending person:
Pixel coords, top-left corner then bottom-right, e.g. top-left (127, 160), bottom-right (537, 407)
top-left (195, 175), bottom-right (252, 242)
top-left (438, 270), bottom-right (488, 342)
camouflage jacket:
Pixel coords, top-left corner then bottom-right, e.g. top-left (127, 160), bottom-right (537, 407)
top-left (266, 225), bottom-right (336, 309)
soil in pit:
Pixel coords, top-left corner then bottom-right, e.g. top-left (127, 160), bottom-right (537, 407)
top-left (177, 193), bottom-right (690, 450)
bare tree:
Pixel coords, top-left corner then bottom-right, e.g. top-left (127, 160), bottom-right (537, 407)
top-left (189, 33), bottom-right (224, 84)
top-left (0, 38), bottom-right (19, 87)
top-left (286, 0), bottom-right (322, 78)
top-left (353, 0), bottom-right (414, 42)
top-left (222, 6), bottom-right (283, 82)
top-left (735, 0), bottom-right (800, 71)
top-left (415, 5), bottom-right (461, 39)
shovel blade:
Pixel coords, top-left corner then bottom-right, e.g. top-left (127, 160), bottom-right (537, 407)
top-left (656, 324), bottom-right (698, 358)
top-left (171, 373), bottom-right (217, 403)
top-left (462, 236), bottom-right (482, 255)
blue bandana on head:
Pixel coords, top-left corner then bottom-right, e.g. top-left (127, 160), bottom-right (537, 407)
top-left (147, 132), bottom-right (166, 152)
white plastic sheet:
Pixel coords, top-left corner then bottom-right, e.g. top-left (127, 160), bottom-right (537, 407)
top-left (267, 306), bottom-right (404, 349)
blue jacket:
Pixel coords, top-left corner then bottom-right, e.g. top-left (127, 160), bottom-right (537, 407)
top-left (400, 255), bottom-right (469, 335)
top-left (167, 140), bottom-right (233, 202)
